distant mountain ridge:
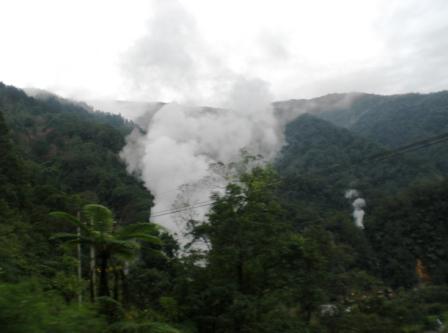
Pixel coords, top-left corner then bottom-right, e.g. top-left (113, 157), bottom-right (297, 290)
top-left (275, 91), bottom-right (448, 145)
top-left (14, 83), bottom-right (448, 183)
top-left (275, 91), bottom-right (448, 173)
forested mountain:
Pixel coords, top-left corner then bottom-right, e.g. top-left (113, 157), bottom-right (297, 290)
top-left (276, 113), bottom-right (439, 189)
top-left (275, 91), bottom-right (448, 145)
top-left (0, 82), bottom-right (177, 331)
top-left (2, 82), bottom-right (448, 332)
top-left (274, 113), bottom-right (443, 240)
top-left (0, 82), bottom-right (152, 224)
top-left (275, 91), bottom-right (448, 173)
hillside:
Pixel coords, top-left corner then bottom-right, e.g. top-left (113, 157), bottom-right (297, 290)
top-left (275, 91), bottom-right (448, 173)
top-left (277, 113), bottom-right (440, 197)
top-left (0, 82), bottom-right (152, 224)
top-left (274, 113), bottom-right (443, 253)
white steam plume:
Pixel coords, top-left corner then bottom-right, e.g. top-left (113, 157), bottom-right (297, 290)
top-left (344, 189), bottom-right (366, 229)
top-left (344, 189), bottom-right (359, 200)
top-left (121, 85), bottom-right (281, 240)
top-left (352, 198), bottom-right (366, 229)
top-left (119, 0), bottom-right (284, 243)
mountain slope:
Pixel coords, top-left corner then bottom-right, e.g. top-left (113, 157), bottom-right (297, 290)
top-left (275, 91), bottom-right (448, 173)
top-left (0, 82), bottom-right (152, 224)
top-left (277, 114), bottom-right (439, 193)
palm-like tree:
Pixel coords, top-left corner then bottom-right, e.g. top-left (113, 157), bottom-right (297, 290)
top-left (50, 204), bottom-right (161, 299)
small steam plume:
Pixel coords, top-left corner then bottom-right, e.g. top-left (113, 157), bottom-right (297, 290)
top-left (352, 198), bottom-right (366, 229)
top-left (119, 0), bottom-right (283, 244)
top-left (344, 189), bottom-right (359, 200)
top-left (345, 189), bottom-right (366, 229)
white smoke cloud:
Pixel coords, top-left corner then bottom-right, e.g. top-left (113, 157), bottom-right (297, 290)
top-left (121, 81), bottom-right (282, 241)
top-left (344, 189), bottom-right (359, 200)
top-left (119, 0), bottom-right (284, 244)
top-left (352, 197), bottom-right (366, 229)
top-left (345, 189), bottom-right (366, 229)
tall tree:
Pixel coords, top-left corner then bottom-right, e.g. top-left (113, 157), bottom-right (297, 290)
top-left (50, 204), bottom-right (162, 298)
top-left (189, 167), bottom-right (306, 332)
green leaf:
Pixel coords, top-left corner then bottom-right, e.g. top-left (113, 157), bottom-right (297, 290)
top-left (48, 211), bottom-right (90, 233)
top-left (50, 232), bottom-right (93, 245)
top-left (83, 204), bottom-right (114, 233)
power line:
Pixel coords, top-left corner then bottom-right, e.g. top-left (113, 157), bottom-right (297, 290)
top-left (307, 132), bottom-right (448, 176)
top-left (152, 183), bottom-right (225, 200)
top-left (151, 182), bottom-right (278, 218)
top-left (368, 132), bottom-right (448, 162)
top-left (150, 131), bottom-right (448, 218)
top-left (151, 201), bottom-right (215, 218)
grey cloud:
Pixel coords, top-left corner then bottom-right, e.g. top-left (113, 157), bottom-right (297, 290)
top-left (121, 0), bottom-right (214, 102)
top-left (276, 0), bottom-right (448, 99)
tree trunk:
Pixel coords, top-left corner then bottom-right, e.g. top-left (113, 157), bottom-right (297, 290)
top-left (304, 304), bottom-right (313, 325)
top-left (113, 267), bottom-right (120, 301)
top-left (98, 252), bottom-right (110, 297)
top-left (76, 211), bottom-right (82, 306)
top-left (90, 244), bottom-right (96, 302)
top-left (120, 261), bottom-right (130, 307)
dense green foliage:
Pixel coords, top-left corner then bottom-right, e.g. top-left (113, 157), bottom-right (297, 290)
top-left (366, 180), bottom-right (448, 288)
top-left (0, 83), bottom-right (172, 331)
top-left (2, 82), bottom-right (448, 332)
top-left (277, 114), bottom-right (439, 191)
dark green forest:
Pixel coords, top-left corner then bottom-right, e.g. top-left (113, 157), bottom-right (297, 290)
top-left (2, 82), bottom-right (448, 332)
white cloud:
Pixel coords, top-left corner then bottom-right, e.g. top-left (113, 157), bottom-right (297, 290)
top-left (1, 0), bottom-right (448, 107)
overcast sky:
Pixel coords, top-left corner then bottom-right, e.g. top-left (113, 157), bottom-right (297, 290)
top-left (1, 0), bottom-right (448, 104)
